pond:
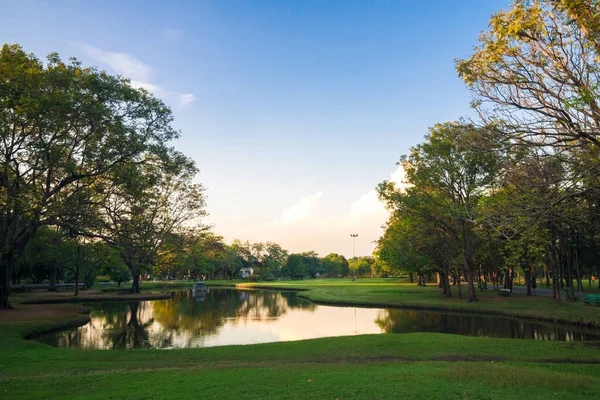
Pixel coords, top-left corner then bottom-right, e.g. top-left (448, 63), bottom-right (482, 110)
top-left (35, 288), bottom-right (600, 349)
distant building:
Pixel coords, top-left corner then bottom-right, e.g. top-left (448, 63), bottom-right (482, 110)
top-left (240, 267), bottom-right (254, 278)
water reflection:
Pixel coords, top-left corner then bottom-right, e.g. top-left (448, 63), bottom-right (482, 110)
top-left (35, 289), bottom-right (600, 349)
top-left (375, 309), bottom-right (600, 341)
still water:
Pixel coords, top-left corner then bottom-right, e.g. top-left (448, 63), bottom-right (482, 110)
top-left (36, 288), bottom-right (600, 349)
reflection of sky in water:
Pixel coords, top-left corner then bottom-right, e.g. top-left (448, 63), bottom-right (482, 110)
top-left (180, 306), bottom-right (381, 348)
top-left (35, 289), bottom-right (600, 349)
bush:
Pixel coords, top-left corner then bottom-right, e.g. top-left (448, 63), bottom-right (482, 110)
top-left (245, 274), bottom-right (262, 282)
top-left (262, 276), bottom-right (276, 282)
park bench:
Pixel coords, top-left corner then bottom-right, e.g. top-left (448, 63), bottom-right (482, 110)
top-left (584, 294), bottom-right (600, 306)
top-left (499, 288), bottom-right (512, 297)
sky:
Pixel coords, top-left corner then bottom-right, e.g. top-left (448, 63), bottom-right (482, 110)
top-left (1, 0), bottom-right (510, 258)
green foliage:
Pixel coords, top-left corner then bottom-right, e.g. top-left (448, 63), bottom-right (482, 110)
top-left (0, 43), bottom-right (198, 306)
top-left (283, 254), bottom-right (308, 279)
top-left (322, 253), bottom-right (349, 277)
top-left (349, 257), bottom-right (375, 278)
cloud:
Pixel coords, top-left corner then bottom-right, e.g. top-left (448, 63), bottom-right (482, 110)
top-left (225, 167), bottom-right (405, 257)
top-left (161, 28), bottom-right (183, 40)
top-left (130, 80), bottom-right (162, 93)
top-left (70, 41), bottom-right (153, 83)
top-left (275, 191), bottom-right (322, 225)
top-left (69, 42), bottom-right (195, 110)
top-left (177, 93), bottom-right (197, 107)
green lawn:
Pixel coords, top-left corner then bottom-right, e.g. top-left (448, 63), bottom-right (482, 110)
top-left (3, 279), bottom-right (600, 399)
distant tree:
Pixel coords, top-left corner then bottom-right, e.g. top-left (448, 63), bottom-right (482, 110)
top-left (349, 257), bottom-right (375, 278)
top-left (301, 251), bottom-right (323, 278)
top-left (283, 254), bottom-right (307, 280)
top-left (322, 253), bottom-right (349, 277)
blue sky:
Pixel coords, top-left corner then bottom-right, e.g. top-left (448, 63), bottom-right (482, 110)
top-left (1, 0), bottom-right (510, 257)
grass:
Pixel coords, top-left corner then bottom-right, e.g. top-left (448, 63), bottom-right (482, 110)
top-left (3, 279), bottom-right (600, 398)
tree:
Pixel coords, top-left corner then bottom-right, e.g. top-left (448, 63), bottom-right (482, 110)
top-left (379, 122), bottom-right (501, 302)
top-left (457, 0), bottom-right (600, 151)
top-left (322, 253), bottom-right (349, 277)
top-left (283, 254), bottom-right (307, 279)
top-left (349, 256), bottom-right (375, 278)
top-left (95, 164), bottom-right (205, 293)
top-left (262, 242), bottom-right (288, 278)
top-left (0, 44), bottom-right (183, 308)
top-left (300, 251), bottom-right (323, 278)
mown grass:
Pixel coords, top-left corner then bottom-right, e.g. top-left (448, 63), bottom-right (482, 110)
top-left (4, 279), bottom-right (600, 398)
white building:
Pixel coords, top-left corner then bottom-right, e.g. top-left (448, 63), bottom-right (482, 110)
top-left (240, 267), bottom-right (254, 278)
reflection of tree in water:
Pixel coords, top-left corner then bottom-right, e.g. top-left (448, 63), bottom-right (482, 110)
top-left (152, 289), bottom-right (316, 332)
top-left (39, 290), bottom-right (317, 349)
top-left (55, 290), bottom-right (316, 348)
top-left (232, 290), bottom-right (316, 323)
top-left (40, 301), bottom-right (157, 349)
top-left (105, 302), bottom-right (154, 349)
top-left (375, 309), bottom-right (600, 341)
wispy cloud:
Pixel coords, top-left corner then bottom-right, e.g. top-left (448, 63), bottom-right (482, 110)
top-left (177, 93), bottom-right (196, 107)
top-left (130, 80), bottom-right (162, 93)
top-left (69, 41), bottom-right (153, 83)
top-left (69, 42), bottom-right (196, 111)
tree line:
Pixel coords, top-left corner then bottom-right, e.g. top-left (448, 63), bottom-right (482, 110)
top-left (13, 222), bottom-right (395, 288)
top-left (376, 0), bottom-right (600, 302)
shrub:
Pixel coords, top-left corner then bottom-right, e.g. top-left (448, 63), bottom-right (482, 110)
top-left (245, 274), bottom-right (262, 282)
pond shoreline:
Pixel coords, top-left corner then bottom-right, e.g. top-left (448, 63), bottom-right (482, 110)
top-left (208, 282), bottom-right (600, 329)
top-left (18, 292), bottom-right (172, 305)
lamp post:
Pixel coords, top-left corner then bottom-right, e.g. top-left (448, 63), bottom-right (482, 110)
top-left (350, 234), bottom-right (358, 281)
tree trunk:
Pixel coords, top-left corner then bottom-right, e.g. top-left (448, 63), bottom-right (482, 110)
top-left (565, 244), bottom-right (576, 302)
top-left (0, 254), bottom-right (13, 309)
top-left (132, 274), bottom-right (140, 293)
top-left (409, 273), bottom-right (414, 283)
top-left (574, 248), bottom-right (583, 292)
top-left (466, 268), bottom-right (477, 302)
top-left (49, 267), bottom-right (57, 292)
top-left (547, 245), bottom-right (560, 300)
top-left (456, 270), bottom-right (463, 300)
top-left (74, 245), bottom-right (80, 296)
top-left (440, 272), bottom-right (446, 295)
top-left (444, 272), bottom-right (452, 298)
top-left (524, 267), bottom-right (532, 296)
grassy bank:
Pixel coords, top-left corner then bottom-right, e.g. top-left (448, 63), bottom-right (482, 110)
top-left (2, 302), bottom-right (600, 399)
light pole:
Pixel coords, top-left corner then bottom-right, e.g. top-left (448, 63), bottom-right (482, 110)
top-left (350, 234), bottom-right (358, 281)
